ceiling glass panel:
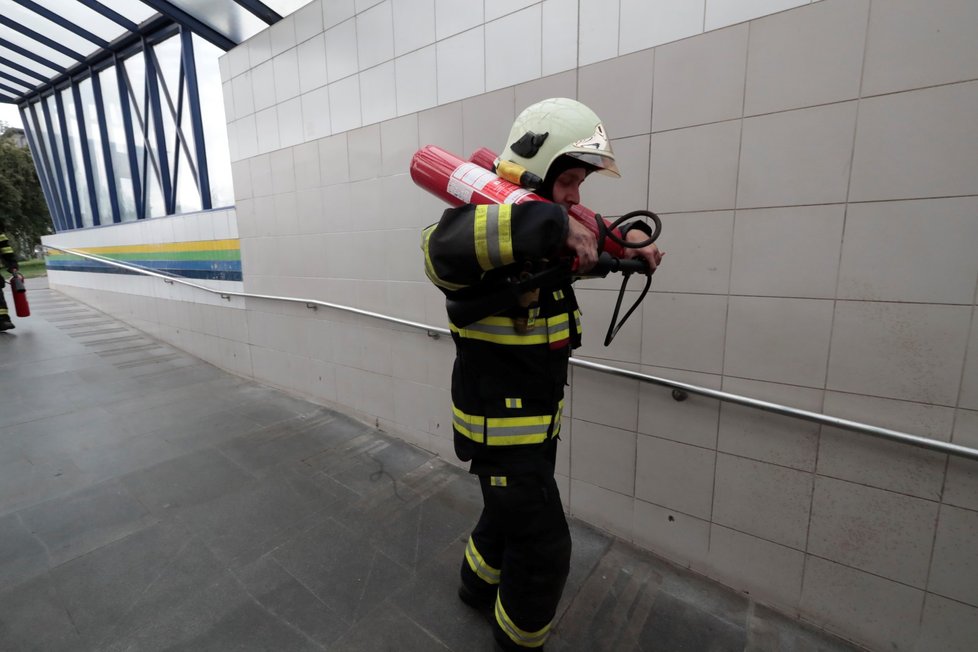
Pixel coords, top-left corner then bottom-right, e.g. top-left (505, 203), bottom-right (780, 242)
top-left (0, 65), bottom-right (32, 89)
top-left (97, 0), bottom-right (158, 25)
top-left (165, 0), bottom-right (267, 42)
top-left (1, 0), bottom-right (104, 59)
top-left (0, 29), bottom-right (77, 70)
top-left (0, 47), bottom-right (61, 83)
top-left (32, 0), bottom-right (129, 43)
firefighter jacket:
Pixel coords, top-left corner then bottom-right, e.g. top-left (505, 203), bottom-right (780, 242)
top-left (422, 202), bottom-right (582, 477)
top-left (0, 225), bottom-right (16, 273)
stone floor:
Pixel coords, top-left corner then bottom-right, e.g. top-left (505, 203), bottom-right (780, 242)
top-left (0, 278), bottom-right (862, 651)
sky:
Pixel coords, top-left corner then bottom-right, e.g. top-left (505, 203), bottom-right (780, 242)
top-left (0, 103), bottom-right (24, 130)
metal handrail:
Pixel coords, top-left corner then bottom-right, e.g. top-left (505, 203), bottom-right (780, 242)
top-left (43, 244), bottom-right (978, 462)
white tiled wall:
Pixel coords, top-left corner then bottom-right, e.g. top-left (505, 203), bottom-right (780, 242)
top-left (48, 1), bottom-right (978, 650)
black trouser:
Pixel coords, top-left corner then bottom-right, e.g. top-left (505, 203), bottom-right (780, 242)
top-left (460, 473), bottom-right (572, 649)
top-left (0, 275), bottom-right (9, 319)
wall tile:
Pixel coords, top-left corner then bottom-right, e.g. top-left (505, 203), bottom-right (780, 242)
top-left (850, 82), bottom-right (978, 203)
top-left (620, 0), bottom-right (703, 54)
top-left (570, 419), bottom-right (636, 496)
top-left (357, 1), bottom-right (395, 69)
top-left (269, 13), bottom-right (297, 56)
top-left (418, 101), bottom-right (462, 156)
top-left (918, 593), bottom-right (978, 652)
top-left (718, 377), bottom-right (821, 471)
top-left (578, 0), bottom-right (618, 66)
top-left (713, 453), bottom-right (812, 549)
top-left (325, 19), bottom-right (359, 82)
top-left (645, 211), bottom-right (732, 295)
top-left (571, 365), bottom-right (639, 432)
top-left (633, 499), bottom-right (711, 569)
top-left (737, 101), bottom-right (856, 208)
top-left (652, 25), bottom-right (748, 132)
top-left (800, 556), bottom-right (923, 652)
top-left (745, 0), bottom-right (868, 116)
top-left (222, 80), bottom-right (236, 122)
top-left (485, 6), bottom-right (542, 92)
top-left (576, 288), bottom-right (643, 365)
top-left (827, 302), bottom-right (971, 405)
top-left (579, 50), bottom-right (653, 139)
top-left (461, 87), bottom-right (514, 162)
top-left (250, 154), bottom-right (273, 197)
top-left (818, 392), bottom-right (952, 501)
top-left (320, 185), bottom-right (352, 233)
top-left (580, 135), bottom-right (650, 218)
top-left (252, 60), bottom-right (278, 112)
top-left (707, 524), bottom-right (804, 609)
top-left (294, 0), bottom-right (325, 44)
top-left (944, 411), bottom-right (978, 512)
top-left (641, 293), bottom-right (728, 375)
top-left (297, 34), bottom-right (329, 94)
top-left (273, 192), bottom-right (299, 235)
top-left (272, 48), bottom-right (301, 103)
top-left (569, 479), bottom-right (634, 540)
top-left (392, 0), bottom-right (435, 56)
top-left (347, 123), bottom-right (382, 180)
top-left (839, 198), bottom-right (978, 304)
top-left (928, 504), bottom-right (978, 606)
top-left (650, 120), bottom-right (740, 213)
top-left (395, 45), bottom-right (437, 115)
top-left (724, 296), bottom-right (834, 388)
top-left (436, 27), bottom-right (485, 105)
top-left (730, 205), bottom-right (844, 299)
top-left (278, 96), bottom-right (304, 147)
top-left (959, 320), bottom-right (978, 412)
top-left (323, 0), bottom-right (356, 29)
top-left (231, 160), bottom-right (251, 200)
top-left (319, 133), bottom-right (350, 185)
top-left (863, 0), bottom-right (978, 97)
top-left (232, 71), bottom-right (255, 117)
top-left (301, 85), bottom-right (332, 141)
top-left (255, 106), bottom-right (280, 153)
top-left (705, 0), bottom-right (808, 31)
top-left (328, 75), bottom-right (362, 132)
top-left (269, 148), bottom-right (296, 195)
top-left (514, 70), bottom-right (577, 110)
top-left (229, 42), bottom-right (251, 77)
top-left (380, 114), bottom-right (418, 177)
top-left (636, 435), bottom-right (716, 520)
top-left (247, 31), bottom-right (272, 67)
top-left (434, 0), bottom-right (482, 40)
top-left (638, 366), bottom-right (721, 449)
top-left (359, 62), bottom-right (397, 125)
top-left (809, 476), bottom-right (939, 588)
top-left (485, 0), bottom-right (536, 21)
top-left (541, 0), bottom-right (578, 76)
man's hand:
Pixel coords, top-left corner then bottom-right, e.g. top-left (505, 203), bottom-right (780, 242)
top-left (623, 229), bottom-right (664, 272)
top-left (565, 217), bottom-right (599, 272)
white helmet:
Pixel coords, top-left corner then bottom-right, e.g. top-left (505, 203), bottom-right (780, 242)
top-left (499, 98), bottom-right (620, 188)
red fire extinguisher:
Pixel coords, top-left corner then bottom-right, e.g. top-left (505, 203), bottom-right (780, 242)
top-left (10, 273), bottom-right (30, 318)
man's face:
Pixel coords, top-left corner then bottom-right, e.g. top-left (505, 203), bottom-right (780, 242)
top-left (550, 168), bottom-right (587, 210)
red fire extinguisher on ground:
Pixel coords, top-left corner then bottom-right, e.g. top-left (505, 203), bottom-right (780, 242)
top-left (10, 273), bottom-right (30, 317)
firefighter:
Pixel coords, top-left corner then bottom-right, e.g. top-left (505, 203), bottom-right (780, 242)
top-left (0, 222), bottom-right (20, 331)
top-left (421, 98), bottom-right (663, 650)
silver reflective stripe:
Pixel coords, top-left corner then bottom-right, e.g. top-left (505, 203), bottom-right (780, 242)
top-left (495, 598), bottom-right (550, 647)
top-left (485, 204), bottom-right (504, 269)
top-left (487, 423), bottom-right (550, 440)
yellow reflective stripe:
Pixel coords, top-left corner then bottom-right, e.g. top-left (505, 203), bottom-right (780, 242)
top-left (552, 289), bottom-right (564, 300)
top-left (505, 398), bottom-right (522, 409)
top-left (574, 309), bottom-right (582, 334)
top-left (452, 404), bottom-right (485, 443)
top-left (422, 225), bottom-right (466, 291)
top-left (0, 247), bottom-right (13, 254)
top-left (497, 204), bottom-right (514, 265)
top-left (450, 319), bottom-right (549, 345)
top-left (496, 593), bottom-right (550, 648)
top-left (547, 313), bottom-right (571, 343)
top-left (490, 476), bottom-right (507, 487)
top-left (474, 205), bottom-right (491, 271)
top-left (466, 536), bottom-right (501, 584)
top-left (0, 308), bottom-right (7, 315)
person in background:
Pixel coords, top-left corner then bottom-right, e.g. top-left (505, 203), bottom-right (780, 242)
top-left (0, 220), bottom-right (20, 331)
top-left (421, 98), bottom-right (663, 650)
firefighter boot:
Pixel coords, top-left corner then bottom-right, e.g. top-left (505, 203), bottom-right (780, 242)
top-left (0, 315), bottom-right (14, 331)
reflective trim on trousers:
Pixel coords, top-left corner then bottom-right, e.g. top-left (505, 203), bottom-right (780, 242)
top-left (495, 593), bottom-right (550, 648)
top-left (465, 536), bottom-right (501, 585)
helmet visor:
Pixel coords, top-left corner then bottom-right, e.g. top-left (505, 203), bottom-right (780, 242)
top-left (565, 150), bottom-right (621, 177)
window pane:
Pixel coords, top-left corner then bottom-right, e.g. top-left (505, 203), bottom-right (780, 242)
top-left (193, 35), bottom-right (233, 208)
top-left (2, 1), bottom-right (103, 60)
top-left (0, 45), bottom-right (61, 83)
top-left (45, 94), bottom-right (76, 228)
top-left (78, 77), bottom-right (113, 225)
top-left (123, 52), bottom-right (166, 218)
top-left (31, 0), bottom-right (129, 43)
top-left (30, 101), bottom-right (68, 227)
top-left (61, 87), bottom-right (94, 228)
top-left (153, 35), bottom-right (200, 214)
top-left (98, 66), bottom-right (137, 222)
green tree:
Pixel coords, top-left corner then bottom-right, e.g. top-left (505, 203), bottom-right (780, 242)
top-left (0, 120), bottom-right (53, 258)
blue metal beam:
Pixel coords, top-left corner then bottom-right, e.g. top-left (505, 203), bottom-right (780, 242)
top-left (233, 0), bottom-right (282, 25)
top-left (144, 44), bottom-right (173, 214)
top-left (180, 28), bottom-right (211, 209)
top-left (20, 104), bottom-right (62, 232)
top-left (38, 98), bottom-right (72, 230)
top-left (0, 16), bottom-right (86, 62)
top-left (0, 37), bottom-right (67, 74)
top-left (0, 71), bottom-right (31, 91)
top-left (71, 83), bottom-right (102, 226)
top-left (12, 0), bottom-right (110, 49)
top-left (0, 93), bottom-right (17, 103)
top-left (148, 44), bottom-right (199, 190)
top-left (114, 56), bottom-right (143, 220)
top-left (137, 0), bottom-right (236, 51)
top-left (90, 71), bottom-right (121, 223)
top-left (0, 56), bottom-right (49, 83)
top-left (54, 90), bottom-right (83, 228)
top-left (0, 82), bottom-right (24, 96)
top-left (76, 0), bottom-right (140, 33)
